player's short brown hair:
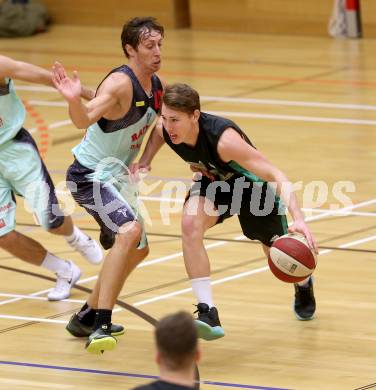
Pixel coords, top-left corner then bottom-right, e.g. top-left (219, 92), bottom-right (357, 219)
top-left (163, 83), bottom-right (201, 115)
top-left (155, 311), bottom-right (198, 370)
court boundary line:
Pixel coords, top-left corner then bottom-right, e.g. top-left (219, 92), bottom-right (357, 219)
top-left (0, 198), bottom-right (374, 308)
top-left (207, 110), bottom-right (376, 126)
top-left (0, 234), bottom-right (374, 322)
top-left (0, 360), bottom-right (292, 390)
top-left (24, 95), bottom-right (376, 111)
top-left (131, 235), bottom-right (375, 307)
top-left (24, 99), bottom-right (376, 127)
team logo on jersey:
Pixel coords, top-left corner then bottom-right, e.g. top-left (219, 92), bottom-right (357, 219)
top-left (131, 125), bottom-right (148, 142)
top-left (0, 202), bottom-right (12, 213)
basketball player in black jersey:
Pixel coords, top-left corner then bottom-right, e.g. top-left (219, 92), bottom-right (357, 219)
top-left (135, 83), bottom-right (318, 341)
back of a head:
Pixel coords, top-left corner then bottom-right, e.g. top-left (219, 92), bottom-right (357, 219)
top-left (156, 311), bottom-right (198, 371)
top-left (121, 16), bottom-right (164, 58)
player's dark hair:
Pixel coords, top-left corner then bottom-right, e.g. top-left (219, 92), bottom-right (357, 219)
top-left (155, 311), bottom-right (198, 370)
top-left (121, 17), bottom-right (164, 58)
top-left (163, 83), bottom-right (201, 114)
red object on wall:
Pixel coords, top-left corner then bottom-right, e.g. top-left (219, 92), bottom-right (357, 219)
top-left (345, 0), bottom-right (362, 38)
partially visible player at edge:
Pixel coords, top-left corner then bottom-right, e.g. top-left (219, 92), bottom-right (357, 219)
top-left (133, 311), bottom-right (200, 390)
top-left (0, 55), bottom-right (103, 302)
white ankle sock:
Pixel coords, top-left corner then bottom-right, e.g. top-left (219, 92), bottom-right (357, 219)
top-left (65, 226), bottom-right (85, 244)
top-left (191, 277), bottom-right (214, 308)
top-left (42, 252), bottom-right (70, 275)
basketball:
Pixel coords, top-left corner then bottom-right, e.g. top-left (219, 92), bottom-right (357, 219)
top-left (268, 233), bottom-right (317, 283)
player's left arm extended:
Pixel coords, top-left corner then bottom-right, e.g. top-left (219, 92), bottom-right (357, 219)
top-left (0, 56), bottom-right (95, 100)
top-left (218, 128), bottom-right (317, 252)
top-left (0, 55), bottom-right (53, 86)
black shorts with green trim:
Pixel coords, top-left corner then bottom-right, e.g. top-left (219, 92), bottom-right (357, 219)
top-left (187, 175), bottom-right (288, 247)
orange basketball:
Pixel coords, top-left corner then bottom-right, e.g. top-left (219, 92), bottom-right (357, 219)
top-left (268, 233), bottom-right (317, 283)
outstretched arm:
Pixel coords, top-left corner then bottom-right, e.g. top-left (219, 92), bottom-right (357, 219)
top-left (0, 55), bottom-right (53, 86)
top-left (52, 61), bottom-right (127, 129)
top-left (218, 128), bottom-right (318, 253)
top-left (0, 56), bottom-right (95, 100)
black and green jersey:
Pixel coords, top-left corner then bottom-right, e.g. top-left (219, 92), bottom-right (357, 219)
top-left (162, 112), bottom-right (263, 183)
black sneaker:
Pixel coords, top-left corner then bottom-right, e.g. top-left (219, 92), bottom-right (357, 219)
top-left (66, 314), bottom-right (125, 337)
top-left (85, 325), bottom-right (117, 354)
top-left (293, 277), bottom-right (316, 321)
top-left (194, 303), bottom-right (225, 341)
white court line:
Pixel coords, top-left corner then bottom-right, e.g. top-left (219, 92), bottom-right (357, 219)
top-left (0, 287), bottom-right (59, 306)
top-left (48, 119), bottom-right (72, 129)
top-left (114, 200), bottom-right (376, 308)
top-left (0, 314), bottom-right (66, 324)
top-left (0, 276), bottom-right (97, 306)
top-left (28, 100), bottom-right (67, 107)
top-left (138, 240), bottom-right (229, 268)
top-left (29, 119), bottom-right (72, 134)
top-left (132, 234), bottom-right (376, 307)
top-left (23, 98), bottom-right (376, 127)
top-left (201, 96), bottom-right (376, 111)
top-left (17, 87), bottom-right (376, 111)
top-left (1, 234), bottom-right (373, 322)
top-left (0, 293), bottom-right (85, 304)
top-left (0, 241), bottom-right (232, 307)
top-left (303, 209), bottom-right (376, 217)
top-left (338, 235), bottom-right (376, 248)
top-left (16, 86), bottom-right (55, 92)
top-left (140, 196), bottom-right (376, 217)
top-left (0, 378), bottom-right (72, 389)
top-left (140, 196), bottom-right (184, 203)
top-left (27, 105), bottom-right (376, 128)
top-left (0, 242), bottom-right (233, 306)
top-left (207, 110), bottom-right (376, 126)
top-left (0, 198), bottom-right (374, 308)
top-left (303, 199), bottom-right (376, 223)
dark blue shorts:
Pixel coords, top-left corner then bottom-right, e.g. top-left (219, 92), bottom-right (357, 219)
top-left (66, 159), bottom-right (147, 249)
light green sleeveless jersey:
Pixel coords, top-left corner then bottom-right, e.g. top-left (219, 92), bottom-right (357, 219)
top-left (72, 109), bottom-right (157, 180)
top-left (0, 78), bottom-right (26, 146)
top-left (72, 65), bottom-right (163, 181)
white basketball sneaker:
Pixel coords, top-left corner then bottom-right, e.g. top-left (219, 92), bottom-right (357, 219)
top-left (69, 235), bottom-right (103, 265)
top-left (47, 261), bottom-right (81, 301)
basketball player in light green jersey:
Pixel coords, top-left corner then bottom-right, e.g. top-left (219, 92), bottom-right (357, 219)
top-left (0, 55), bottom-right (103, 301)
top-left (53, 17), bottom-right (164, 353)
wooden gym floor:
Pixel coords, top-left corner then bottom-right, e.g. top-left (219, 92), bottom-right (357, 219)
top-left (0, 24), bottom-right (375, 390)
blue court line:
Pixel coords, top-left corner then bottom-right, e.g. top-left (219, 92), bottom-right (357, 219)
top-left (0, 360), bottom-right (291, 390)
